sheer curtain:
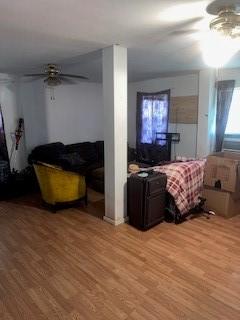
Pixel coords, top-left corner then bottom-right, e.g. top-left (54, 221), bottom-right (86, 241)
top-left (215, 80), bottom-right (235, 152)
top-left (137, 90), bottom-right (170, 146)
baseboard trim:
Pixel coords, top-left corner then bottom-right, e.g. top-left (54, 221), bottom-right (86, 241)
top-left (103, 215), bottom-right (129, 226)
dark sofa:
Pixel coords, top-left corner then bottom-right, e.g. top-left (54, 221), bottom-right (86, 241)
top-left (29, 141), bottom-right (105, 192)
top-left (65, 141), bottom-right (105, 192)
top-left (29, 141), bottom-right (138, 193)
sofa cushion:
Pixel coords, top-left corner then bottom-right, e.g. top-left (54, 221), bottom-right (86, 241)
top-left (88, 167), bottom-right (104, 193)
top-left (58, 152), bottom-right (86, 172)
top-left (29, 142), bottom-right (65, 164)
top-left (90, 167), bottom-right (104, 180)
top-left (66, 142), bottom-right (98, 163)
top-left (95, 141), bottom-right (104, 163)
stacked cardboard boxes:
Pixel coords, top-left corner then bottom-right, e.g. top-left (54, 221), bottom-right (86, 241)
top-left (203, 152), bottom-right (240, 218)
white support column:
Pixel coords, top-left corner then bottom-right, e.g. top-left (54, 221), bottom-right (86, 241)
top-left (102, 45), bottom-right (128, 225)
top-left (197, 69), bottom-right (216, 158)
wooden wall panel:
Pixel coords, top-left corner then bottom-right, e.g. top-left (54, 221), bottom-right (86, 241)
top-left (170, 95), bottom-right (198, 124)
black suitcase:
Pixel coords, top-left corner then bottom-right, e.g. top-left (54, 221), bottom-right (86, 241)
top-left (127, 171), bottom-right (167, 230)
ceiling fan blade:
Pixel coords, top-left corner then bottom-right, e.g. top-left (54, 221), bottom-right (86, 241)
top-left (58, 77), bottom-right (76, 84)
top-left (168, 29), bottom-right (201, 37)
top-left (0, 79), bottom-right (15, 84)
top-left (24, 73), bottom-right (46, 77)
top-left (22, 76), bottom-right (45, 83)
top-left (61, 74), bottom-right (89, 80)
top-left (137, 17), bottom-right (204, 46)
top-left (175, 17), bottom-right (204, 30)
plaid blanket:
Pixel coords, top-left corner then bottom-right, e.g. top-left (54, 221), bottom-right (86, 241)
top-left (153, 160), bottom-right (205, 215)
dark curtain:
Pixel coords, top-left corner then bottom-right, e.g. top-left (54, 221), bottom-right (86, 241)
top-left (215, 80), bottom-right (235, 152)
top-left (0, 105), bottom-right (9, 163)
top-left (136, 90), bottom-right (170, 147)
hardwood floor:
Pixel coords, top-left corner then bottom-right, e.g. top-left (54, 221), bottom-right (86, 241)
top-left (0, 197), bottom-right (239, 320)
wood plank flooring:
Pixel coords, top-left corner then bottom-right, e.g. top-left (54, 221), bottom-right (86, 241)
top-left (0, 197), bottom-right (239, 319)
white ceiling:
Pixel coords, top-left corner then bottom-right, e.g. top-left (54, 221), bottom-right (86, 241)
top-left (1, 0), bottom-right (240, 82)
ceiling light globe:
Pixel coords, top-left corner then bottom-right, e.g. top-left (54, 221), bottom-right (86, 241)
top-left (201, 31), bottom-right (240, 68)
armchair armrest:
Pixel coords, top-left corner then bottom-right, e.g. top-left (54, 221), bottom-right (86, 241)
top-left (37, 161), bottom-right (85, 177)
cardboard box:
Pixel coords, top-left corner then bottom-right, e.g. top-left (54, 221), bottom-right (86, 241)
top-left (204, 152), bottom-right (240, 197)
top-left (203, 187), bottom-right (240, 218)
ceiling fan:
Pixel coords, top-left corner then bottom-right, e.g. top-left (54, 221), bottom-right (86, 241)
top-left (208, 0), bottom-right (240, 38)
top-left (24, 64), bottom-right (89, 86)
top-left (167, 0), bottom-right (240, 40)
top-left (157, 0), bottom-right (240, 67)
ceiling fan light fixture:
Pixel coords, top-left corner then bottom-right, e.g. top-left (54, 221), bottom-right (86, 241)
top-left (202, 48), bottom-right (235, 68)
top-left (46, 77), bottom-right (61, 87)
top-left (209, 7), bottom-right (240, 37)
top-left (201, 4), bottom-right (240, 68)
top-left (201, 30), bottom-right (240, 68)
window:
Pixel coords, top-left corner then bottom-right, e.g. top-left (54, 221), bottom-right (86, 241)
top-left (137, 91), bottom-right (170, 146)
top-left (225, 87), bottom-right (240, 135)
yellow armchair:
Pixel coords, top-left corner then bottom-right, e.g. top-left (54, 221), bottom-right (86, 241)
top-left (33, 162), bottom-right (87, 210)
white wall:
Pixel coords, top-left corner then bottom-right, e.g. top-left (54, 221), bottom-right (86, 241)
top-left (196, 67), bottom-right (240, 157)
top-left (19, 80), bottom-right (103, 152)
top-left (16, 67), bottom-right (240, 165)
top-left (218, 67), bottom-right (240, 84)
top-left (0, 74), bottom-right (27, 170)
top-left (128, 73), bottom-right (199, 158)
top-left (197, 69), bottom-right (216, 158)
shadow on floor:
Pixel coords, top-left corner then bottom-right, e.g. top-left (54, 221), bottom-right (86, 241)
top-left (4, 188), bottom-right (105, 220)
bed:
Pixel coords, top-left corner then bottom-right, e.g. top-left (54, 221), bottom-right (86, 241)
top-left (153, 160), bottom-right (206, 223)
